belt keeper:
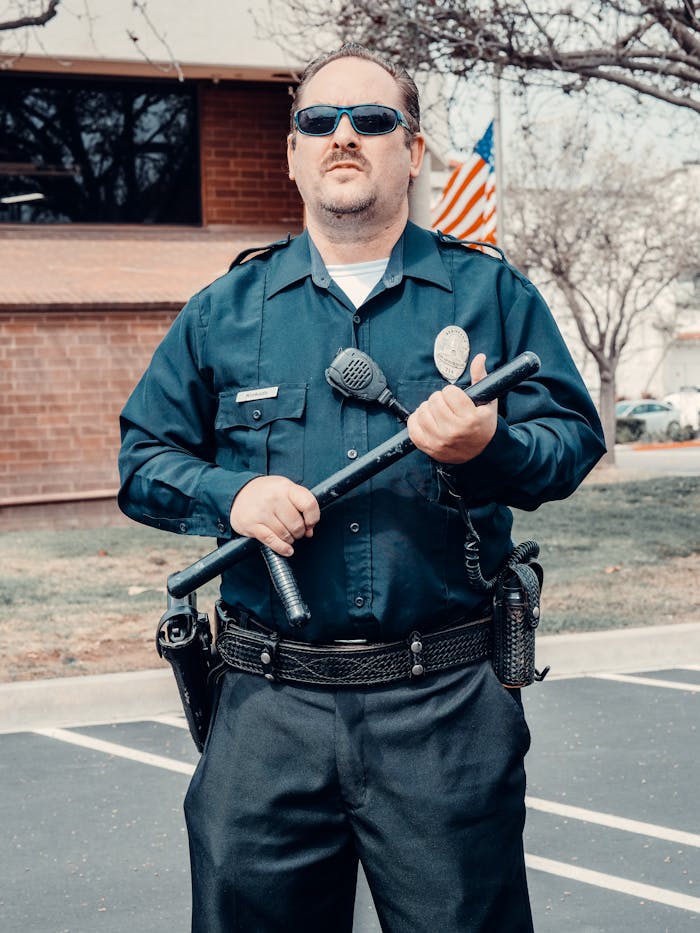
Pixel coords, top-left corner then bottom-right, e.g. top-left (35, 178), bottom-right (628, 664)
top-left (259, 634), bottom-right (279, 681)
top-left (408, 631), bottom-right (425, 677)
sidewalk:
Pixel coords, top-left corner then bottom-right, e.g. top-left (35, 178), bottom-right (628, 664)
top-left (2, 621), bottom-right (699, 734)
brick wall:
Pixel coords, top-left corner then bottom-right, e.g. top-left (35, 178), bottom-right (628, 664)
top-left (0, 308), bottom-right (176, 513)
top-left (0, 77), bottom-right (305, 530)
top-left (200, 81), bottom-right (303, 228)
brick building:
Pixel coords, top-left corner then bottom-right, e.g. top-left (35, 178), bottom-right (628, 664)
top-left (0, 3), bottom-right (308, 530)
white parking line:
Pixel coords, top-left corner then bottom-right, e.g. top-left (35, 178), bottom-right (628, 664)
top-left (33, 727), bottom-right (195, 776)
top-left (35, 726), bottom-right (700, 851)
top-left (525, 854), bottom-right (700, 914)
top-left (590, 673), bottom-right (700, 692)
top-left (526, 796), bottom-right (700, 848)
top-left (151, 715), bottom-right (189, 730)
top-left (33, 726), bottom-right (700, 913)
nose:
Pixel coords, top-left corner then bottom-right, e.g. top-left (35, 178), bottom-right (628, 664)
top-left (332, 112), bottom-right (361, 148)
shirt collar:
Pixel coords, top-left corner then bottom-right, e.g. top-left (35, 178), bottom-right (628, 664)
top-left (266, 221), bottom-right (453, 299)
top-left (401, 221), bottom-right (453, 292)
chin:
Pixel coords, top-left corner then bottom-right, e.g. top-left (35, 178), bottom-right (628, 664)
top-left (320, 194), bottom-right (377, 217)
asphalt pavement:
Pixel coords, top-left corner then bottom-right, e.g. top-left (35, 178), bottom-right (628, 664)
top-left (1, 623), bottom-right (699, 933)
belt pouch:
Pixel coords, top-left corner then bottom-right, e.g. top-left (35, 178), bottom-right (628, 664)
top-left (492, 561), bottom-right (543, 687)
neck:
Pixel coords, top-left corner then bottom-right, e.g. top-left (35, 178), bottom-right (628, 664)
top-left (305, 207), bottom-right (409, 265)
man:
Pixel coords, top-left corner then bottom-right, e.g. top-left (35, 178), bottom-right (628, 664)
top-left (119, 44), bottom-right (605, 933)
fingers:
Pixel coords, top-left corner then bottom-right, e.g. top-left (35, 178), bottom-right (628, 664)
top-left (407, 354), bottom-right (498, 464)
top-left (230, 476), bottom-right (321, 557)
top-left (470, 352), bottom-right (488, 384)
top-left (288, 482), bottom-right (321, 535)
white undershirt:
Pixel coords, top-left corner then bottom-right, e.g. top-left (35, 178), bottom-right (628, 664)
top-left (325, 257), bottom-right (390, 308)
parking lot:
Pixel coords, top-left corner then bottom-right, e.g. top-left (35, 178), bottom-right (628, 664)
top-left (2, 662), bottom-right (699, 932)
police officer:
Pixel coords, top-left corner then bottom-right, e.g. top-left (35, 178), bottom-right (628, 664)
top-left (119, 43), bottom-right (605, 933)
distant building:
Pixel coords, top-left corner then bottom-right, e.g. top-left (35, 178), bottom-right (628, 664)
top-left (0, 4), bottom-right (310, 528)
top-left (616, 166), bottom-right (700, 407)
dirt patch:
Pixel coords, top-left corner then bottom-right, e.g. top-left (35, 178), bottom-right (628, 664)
top-left (0, 533), bottom-right (220, 682)
top-left (0, 474), bottom-right (697, 681)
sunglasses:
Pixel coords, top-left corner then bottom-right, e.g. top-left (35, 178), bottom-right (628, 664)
top-left (294, 104), bottom-right (411, 137)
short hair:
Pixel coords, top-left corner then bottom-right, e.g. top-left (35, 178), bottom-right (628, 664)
top-left (289, 43), bottom-right (421, 137)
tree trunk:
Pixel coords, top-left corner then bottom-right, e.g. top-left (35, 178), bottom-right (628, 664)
top-left (598, 370), bottom-right (617, 466)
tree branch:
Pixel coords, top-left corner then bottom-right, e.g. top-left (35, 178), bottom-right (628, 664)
top-left (265, 0), bottom-right (700, 115)
top-left (0, 0), bottom-right (61, 33)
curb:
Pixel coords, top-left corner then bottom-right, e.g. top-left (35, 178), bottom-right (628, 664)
top-left (536, 621), bottom-right (700, 679)
top-left (631, 440), bottom-right (700, 451)
top-left (0, 668), bottom-right (180, 734)
top-left (1, 623), bottom-right (699, 734)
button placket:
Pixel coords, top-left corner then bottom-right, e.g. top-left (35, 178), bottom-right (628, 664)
top-left (339, 350), bottom-right (371, 621)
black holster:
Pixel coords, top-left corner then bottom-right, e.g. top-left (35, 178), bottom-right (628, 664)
top-left (492, 551), bottom-right (547, 687)
top-left (156, 594), bottom-right (218, 752)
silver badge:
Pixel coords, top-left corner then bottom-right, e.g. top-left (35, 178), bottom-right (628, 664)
top-left (433, 326), bottom-right (470, 383)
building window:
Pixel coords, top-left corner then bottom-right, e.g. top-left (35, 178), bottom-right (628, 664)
top-left (0, 74), bottom-right (200, 224)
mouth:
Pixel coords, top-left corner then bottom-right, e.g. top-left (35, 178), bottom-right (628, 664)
top-left (326, 160), bottom-right (364, 173)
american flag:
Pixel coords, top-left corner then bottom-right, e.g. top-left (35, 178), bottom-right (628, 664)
top-left (431, 122), bottom-right (497, 245)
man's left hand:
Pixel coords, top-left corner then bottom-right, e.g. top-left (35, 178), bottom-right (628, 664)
top-left (407, 354), bottom-right (497, 464)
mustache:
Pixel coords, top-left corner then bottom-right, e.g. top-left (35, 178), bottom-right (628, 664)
top-left (323, 151), bottom-right (368, 171)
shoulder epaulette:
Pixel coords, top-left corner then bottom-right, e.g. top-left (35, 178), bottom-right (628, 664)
top-left (435, 229), bottom-right (506, 262)
top-left (228, 234), bottom-right (292, 271)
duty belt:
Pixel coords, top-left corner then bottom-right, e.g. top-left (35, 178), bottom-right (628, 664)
top-left (215, 602), bottom-right (492, 688)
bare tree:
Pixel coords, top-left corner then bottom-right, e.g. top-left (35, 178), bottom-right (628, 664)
top-left (265, 0), bottom-right (700, 115)
top-left (506, 140), bottom-right (699, 464)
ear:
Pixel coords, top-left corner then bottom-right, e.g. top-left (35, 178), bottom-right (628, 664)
top-left (409, 133), bottom-right (426, 180)
top-left (286, 134), bottom-right (296, 180)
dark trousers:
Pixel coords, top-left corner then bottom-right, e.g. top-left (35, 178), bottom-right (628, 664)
top-left (184, 660), bottom-right (534, 933)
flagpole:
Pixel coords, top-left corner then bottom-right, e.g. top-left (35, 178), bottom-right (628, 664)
top-left (493, 64), bottom-right (505, 247)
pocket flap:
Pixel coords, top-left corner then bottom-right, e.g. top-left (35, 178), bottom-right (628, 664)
top-left (396, 379), bottom-right (445, 412)
top-left (216, 385), bottom-right (307, 431)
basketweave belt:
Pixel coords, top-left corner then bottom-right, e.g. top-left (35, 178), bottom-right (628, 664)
top-left (215, 606), bottom-right (493, 688)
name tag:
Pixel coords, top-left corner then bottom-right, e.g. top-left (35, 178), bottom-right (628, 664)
top-left (236, 386), bottom-right (279, 403)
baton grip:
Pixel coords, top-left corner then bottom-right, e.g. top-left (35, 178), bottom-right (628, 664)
top-left (260, 545), bottom-right (311, 628)
top-left (167, 351), bottom-right (541, 598)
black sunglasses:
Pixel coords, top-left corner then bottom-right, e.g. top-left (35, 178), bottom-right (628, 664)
top-left (294, 104), bottom-right (411, 137)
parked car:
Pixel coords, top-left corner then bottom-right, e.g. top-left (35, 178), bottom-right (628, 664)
top-left (615, 399), bottom-right (682, 440)
top-left (664, 387), bottom-right (700, 432)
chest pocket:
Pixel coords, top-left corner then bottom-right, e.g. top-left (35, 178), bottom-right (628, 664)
top-left (396, 379), bottom-right (449, 501)
top-left (215, 384), bottom-right (307, 483)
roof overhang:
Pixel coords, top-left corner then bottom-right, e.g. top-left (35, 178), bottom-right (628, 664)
top-left (0, 53), bottom-right (300, 84)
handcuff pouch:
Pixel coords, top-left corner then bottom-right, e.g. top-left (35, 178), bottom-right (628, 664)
top-left (492, 559), bottom-right (546, 687)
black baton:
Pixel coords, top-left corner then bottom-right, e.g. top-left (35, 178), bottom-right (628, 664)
top-left (167, 351), bottom-right (541, 598)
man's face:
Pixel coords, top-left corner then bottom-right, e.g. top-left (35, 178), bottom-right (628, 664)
top-left (287, 57), bottom-right (424, 230)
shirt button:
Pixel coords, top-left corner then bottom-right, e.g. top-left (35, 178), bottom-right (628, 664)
top-left (349, 522), bottom-right (360, 533)
top-left (216, 521), bottom-right (227, 534)
top-left (353, 314), bottom-right (361, 324)
top-left (252, 409), bottom-right (262, 421)
top-left (354, 596), bottom-right (365, 608)
top-left (347, 449), bottom-right (358, 460)
top-left (179, 522), bottom-right (187, 533)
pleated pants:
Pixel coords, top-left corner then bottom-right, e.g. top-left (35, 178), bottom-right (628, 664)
top-left (184, 659), bottom-right (534, 933)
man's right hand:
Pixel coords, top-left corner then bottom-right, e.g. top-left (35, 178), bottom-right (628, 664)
top-left (230, 476), bottom-right (320, 557)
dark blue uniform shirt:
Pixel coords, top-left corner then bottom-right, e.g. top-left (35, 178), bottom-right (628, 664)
top-left (118, 222), bottom-right (605, 641)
